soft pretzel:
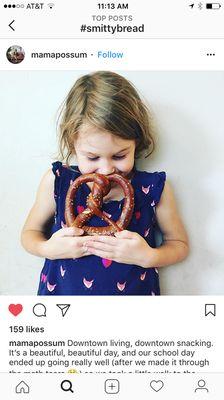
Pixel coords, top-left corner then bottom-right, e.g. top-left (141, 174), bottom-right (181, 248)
top-left (65, 172), bottom-right (134, 236)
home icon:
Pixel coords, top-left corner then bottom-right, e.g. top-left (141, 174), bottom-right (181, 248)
top-left (15, 381), bottom-right (30, 394)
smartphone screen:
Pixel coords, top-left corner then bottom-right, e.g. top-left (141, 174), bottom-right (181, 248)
top-left (0, 1), bottom-right (223, 398)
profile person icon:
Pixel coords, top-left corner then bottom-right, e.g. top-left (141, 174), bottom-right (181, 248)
top-left (194, 379), bottom-right (209, 393)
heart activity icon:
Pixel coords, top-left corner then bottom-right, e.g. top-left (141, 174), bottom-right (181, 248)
top-left (150, 380), bottom-right (164, 392)
top-left (8, 304), bottom-right (23, 316)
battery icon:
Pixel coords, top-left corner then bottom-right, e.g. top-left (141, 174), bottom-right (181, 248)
top-left (206, 3), bottom-right (221, 8)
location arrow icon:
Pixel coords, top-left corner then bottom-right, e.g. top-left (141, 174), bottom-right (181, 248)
top-left (56, 304), bottom-right (71, 317)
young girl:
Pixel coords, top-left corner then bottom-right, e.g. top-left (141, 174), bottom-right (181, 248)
top-left (21, 71), bottom-right (189, 296)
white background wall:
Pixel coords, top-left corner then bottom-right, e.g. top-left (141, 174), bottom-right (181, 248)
top-left (0, 71), bottom-right (223, 295)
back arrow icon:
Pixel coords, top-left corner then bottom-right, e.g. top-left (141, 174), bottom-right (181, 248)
top-left (9, 20), bottom-right (15, 31)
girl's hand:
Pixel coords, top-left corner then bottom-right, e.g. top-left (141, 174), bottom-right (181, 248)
top-left (84, 230), bottom-right (156, 268)
top-left (40, 227), bottom-right (94, 260)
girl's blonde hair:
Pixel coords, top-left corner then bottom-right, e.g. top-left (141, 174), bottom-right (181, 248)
top-left (58, 71), bottom-right (154, 164)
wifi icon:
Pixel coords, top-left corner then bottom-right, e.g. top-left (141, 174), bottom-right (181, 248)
top-left (48, 3), bottom-right (55, 9)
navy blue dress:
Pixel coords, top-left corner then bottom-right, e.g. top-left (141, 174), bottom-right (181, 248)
top-left (38, 162), bottom-right (166, 296)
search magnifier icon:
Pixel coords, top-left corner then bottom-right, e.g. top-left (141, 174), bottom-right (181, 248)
top-left (61, 380), bottom-right (74, 393)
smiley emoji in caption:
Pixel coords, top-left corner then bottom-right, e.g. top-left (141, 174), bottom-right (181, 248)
top-left (8, 304), bottom-right (23, 316)
top-left (68, 369), bottom-right (78, 373)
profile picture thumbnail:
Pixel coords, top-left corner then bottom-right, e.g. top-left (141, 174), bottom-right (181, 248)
top-left (6, 45), bottom-right (25, 64)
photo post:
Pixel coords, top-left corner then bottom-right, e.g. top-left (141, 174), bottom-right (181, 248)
top-left (0, 1), bottom-right (223, 398)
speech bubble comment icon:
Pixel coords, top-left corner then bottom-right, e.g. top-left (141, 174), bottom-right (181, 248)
top-left (33, 303), bottom-right (47, 317)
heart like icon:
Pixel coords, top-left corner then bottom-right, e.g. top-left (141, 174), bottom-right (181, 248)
top-left (8, 304), bottom-right (23, 316)
top-left (150, 380), bottom-right (164, 392)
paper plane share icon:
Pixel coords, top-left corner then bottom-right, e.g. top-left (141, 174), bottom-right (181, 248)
top-left (56, 304), bottom-right (71, 317)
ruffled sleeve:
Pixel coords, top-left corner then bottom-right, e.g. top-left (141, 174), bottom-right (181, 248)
top-left (51, 162), bottom-right (81, 229)
top-left (150, 172), bottom-right (166, 206)
top-left (132, 170), bottom-right (166, 211)
top-left (52, 161), bottom-right (81, 199)
top-left (52, 161), bottom-right (63, 198)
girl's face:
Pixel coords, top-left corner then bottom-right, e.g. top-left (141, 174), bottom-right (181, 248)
top-left (74, 123), bottom-right (136, 178)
